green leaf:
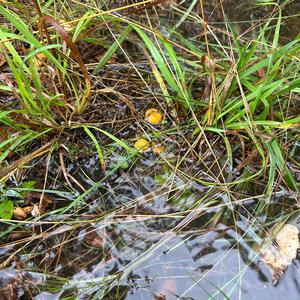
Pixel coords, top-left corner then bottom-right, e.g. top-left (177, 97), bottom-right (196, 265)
top-left (83, 126), bottom-right (105, 171)
top-left (0, 200), bottom-right (14, 219)
top-left (21, 181), bottom-right (36, 189)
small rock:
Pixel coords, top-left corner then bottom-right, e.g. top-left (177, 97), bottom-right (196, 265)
top-left (13, 207), bottom-right (27, 220)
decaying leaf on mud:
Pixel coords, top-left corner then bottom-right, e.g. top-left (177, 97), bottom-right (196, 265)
top-left (259, 224), bottom-right (300, 285)
top-left (84, 231), bottom-right (106, 248)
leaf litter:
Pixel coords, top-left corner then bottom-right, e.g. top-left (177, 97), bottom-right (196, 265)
top-left (260, 224), bottom-right (300, 285)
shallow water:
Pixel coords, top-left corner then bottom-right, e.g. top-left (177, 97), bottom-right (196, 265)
top-left (1, 154), bottom-right (298, 299)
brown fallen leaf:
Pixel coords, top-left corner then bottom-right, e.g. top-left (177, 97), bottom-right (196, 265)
top-left (6, 231), bottom-right (31, 242)
top-left (260, 223), bottom-right (299, 285)
top-left (84, 231), bottom-right (105, 248)
top-left (0, 52), bottom-right (6, 67)
top-left (39, 194), bottom-right (53, 215)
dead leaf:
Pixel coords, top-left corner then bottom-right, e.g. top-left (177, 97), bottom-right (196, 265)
top-left (39, 15), bottom-right (90, 114)
top-left (39, 194), bottom-right (52, 215)
top-left (260, 224), bottom-right (299, 285)
top-left (0, 52), bottom-right (6, 67)
top-left (6, 231), bottom-right (31, 242)
top-left (31, 204), bottom-right (40, 217)
top-left (84, 231), bottom-right (105, 248)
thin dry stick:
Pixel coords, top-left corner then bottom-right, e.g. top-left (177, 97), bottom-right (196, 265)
top-left (0, 141), bottom-right (55, 180)
top-left (38, 151), bottom-right (52, 217)
top-left (59, 150), bottom-right (74, 190)
top-left (59, 150), bottom-right (86, 192)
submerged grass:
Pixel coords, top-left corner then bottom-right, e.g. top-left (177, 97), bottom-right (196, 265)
top-left (0, 0), bottom-right (299, 298)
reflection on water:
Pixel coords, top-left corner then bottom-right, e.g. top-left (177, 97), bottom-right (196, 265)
top-left (0, 146), bottom-right (300, 300)
top-left (0, 144), bottom-right (299, 299)
top-left (1, 155), bottom-right (298, 299)
top-left (123, 227), bottom-right (300, 300)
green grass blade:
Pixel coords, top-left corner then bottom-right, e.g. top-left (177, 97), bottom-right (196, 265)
top-left (93, 25), bottom-right (133, 74)
top-left (83, 126), bottom-right (105, 171)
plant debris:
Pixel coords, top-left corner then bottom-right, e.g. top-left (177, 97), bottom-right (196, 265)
top-left (260, 224), bottom-right (300, 285)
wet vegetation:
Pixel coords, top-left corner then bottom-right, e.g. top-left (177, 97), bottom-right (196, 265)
top-left (0, 0), bottom-right (299, 299)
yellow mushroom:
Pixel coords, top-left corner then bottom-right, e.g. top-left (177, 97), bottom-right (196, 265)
top-left (34, 53), bottom-right (47, 67)
top-left (145, 108), bottom-right (163, 125)
top-left (152, 144), bottom-right (165, 154)
top-left (134, 138), bottom-right (150, 152)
